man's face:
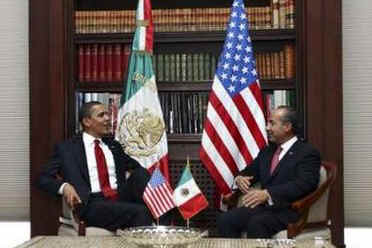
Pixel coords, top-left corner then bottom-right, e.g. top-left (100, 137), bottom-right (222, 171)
top-left (266, 108), bottom-right (291, 144)
top-left (83, 104), bottom-right (110, 138)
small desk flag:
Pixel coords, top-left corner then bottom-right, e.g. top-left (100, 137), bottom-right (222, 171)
top-left (173, 163), bottom-right (209, 219)
top-left (143, 167), bottom-right (175, 219)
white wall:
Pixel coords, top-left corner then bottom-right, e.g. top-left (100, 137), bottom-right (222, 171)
top-left (0, 1), bottom-right (29, 220)
top-left (343, 0), bottom-right (372, 226)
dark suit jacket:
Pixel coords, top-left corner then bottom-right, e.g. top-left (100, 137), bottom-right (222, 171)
top-left (239, 139), bottom-right (321, 223)
top-left (38, 135), bottom-right (142, 206)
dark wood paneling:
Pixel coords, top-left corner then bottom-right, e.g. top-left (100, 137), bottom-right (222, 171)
top-left (30, 0), bottom-right (52, 237)
top-left (322, 0), bottom-right (344, 247)
top-left (305, 0), bottom-right (344, 247)
top-left (30, 0), bottom-right (68, 236)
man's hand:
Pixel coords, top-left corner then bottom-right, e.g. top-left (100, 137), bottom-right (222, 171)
top-left (241, 189), bottom-right (270, 208)
top-left (63, 183), bottom-right (82, 209)
top-left (236, 176), bottom-right (254, 193)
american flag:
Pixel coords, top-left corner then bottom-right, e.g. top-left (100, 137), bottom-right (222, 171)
top-left (143, 167), bottom-right (175, 219)
top-left (200, 0), bottom-right (267, 204)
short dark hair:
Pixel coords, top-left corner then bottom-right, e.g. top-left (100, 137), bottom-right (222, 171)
top-left (277, 105), bottom-right (298, 134)
top-left (79, 101), bottom-right (103, 124)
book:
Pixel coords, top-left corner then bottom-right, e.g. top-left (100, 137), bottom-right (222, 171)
top-left (284, 44), bottom-right (295, 79)
top-left (113, 44), bottom-right (122, 81)
top-left (122, 44), bottom-right (131, 81)
top-left (272, 0), bottom-right (280, 29)
top-left (78, 45), bottom-right (84, 82)
top-left (98, 44), bottom-right (106, 82)
top-left (91, 44), bottom-right (98, 82)
top-left (84, 44), bottom-right (91, 82)
top-left (106, 44), bottom-right (113, 82)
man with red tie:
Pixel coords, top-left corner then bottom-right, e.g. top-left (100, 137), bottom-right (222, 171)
top-left (217, 106), bottom-right (321, 238)
top-left (38, 101), bottom-right (153, 231)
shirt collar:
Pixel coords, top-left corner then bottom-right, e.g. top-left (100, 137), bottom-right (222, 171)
top-left (83, 132), bottom-right (102, 146)
top-left (279, 136), bottom-right (298, 153)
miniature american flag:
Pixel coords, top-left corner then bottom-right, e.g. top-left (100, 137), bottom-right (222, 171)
top-left (143, 167), bottom-right (175, 219)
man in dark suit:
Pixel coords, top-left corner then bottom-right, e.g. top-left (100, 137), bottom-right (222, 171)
top-left (38, 101), bottom-right (153, 231)
top-left (217, 106), bottom-right (321, 238)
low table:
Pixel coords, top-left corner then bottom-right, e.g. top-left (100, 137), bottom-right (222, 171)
top-left (15, 236), bottom-right (334, 248)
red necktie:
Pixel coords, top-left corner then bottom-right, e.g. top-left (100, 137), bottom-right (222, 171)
top-left (94, 139), bottom-right (118, 201)
top-left (270, 146), bottom-right (282, 174)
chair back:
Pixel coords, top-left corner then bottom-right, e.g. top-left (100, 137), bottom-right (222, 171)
top-left (306, 161), bottom-right (337, 226)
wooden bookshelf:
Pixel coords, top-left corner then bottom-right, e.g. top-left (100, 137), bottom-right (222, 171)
top-left (30, 0), bottom-right (343, 247)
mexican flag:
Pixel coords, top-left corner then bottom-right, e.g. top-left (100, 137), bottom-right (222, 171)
top-left (115, 0), bottom-right (169, 180)
top-left (173, 163), bottom-right (209, 220)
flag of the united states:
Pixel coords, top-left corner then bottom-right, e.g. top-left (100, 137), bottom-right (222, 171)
top-left (143, 167), bottom-right (175, 219)
top-left (200, 0), bottom-right (268, 200)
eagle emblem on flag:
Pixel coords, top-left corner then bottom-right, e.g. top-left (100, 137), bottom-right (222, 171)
top-left (117, 108), bottom-right (165, 157)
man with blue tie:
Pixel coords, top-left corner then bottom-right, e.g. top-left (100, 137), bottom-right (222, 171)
top-left (38, 101), bottom-right (153, 231)
top-left (217, 106), bottom-right (321, 238)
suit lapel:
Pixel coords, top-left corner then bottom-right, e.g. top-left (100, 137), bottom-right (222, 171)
top-left (71, 136), bottom-right (90, 186)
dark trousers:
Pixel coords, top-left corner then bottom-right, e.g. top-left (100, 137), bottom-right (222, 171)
top-left (216, 206), bottom-right (287, 238)
top-left (81, 166), bottom-right (153, 231)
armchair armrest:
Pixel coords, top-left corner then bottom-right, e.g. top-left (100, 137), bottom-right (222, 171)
top-left (71, 203), bottom-right (86, 236)
top-left (291, 177), bottom-right (331, 213)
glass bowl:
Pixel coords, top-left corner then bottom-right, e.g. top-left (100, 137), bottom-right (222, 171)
top-left (118, 225), bottom-right (205, 248)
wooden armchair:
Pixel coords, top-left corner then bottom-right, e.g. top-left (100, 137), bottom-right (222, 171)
top-left (58, 198), bottom-right (115, 236)
top-left (223, 161), bottom-right (337, 240)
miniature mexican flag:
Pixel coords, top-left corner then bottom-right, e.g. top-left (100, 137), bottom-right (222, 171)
top-left (173, 161), bottom-right (209, 219)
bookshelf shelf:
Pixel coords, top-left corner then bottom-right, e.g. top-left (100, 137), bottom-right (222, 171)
top-left (167, 134), bottom-right (202, 144)
top-left (75, 29), bottom-right (296, 44)
top-left (76, 79), bottom-right (296, 93)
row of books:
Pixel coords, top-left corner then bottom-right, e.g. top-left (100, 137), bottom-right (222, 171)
top-left (158, 92), bottom-right (210, 134)
top-left (77, 44), bottom-right (295, 83)
top-left (153, 53), bottom-right (218, 83)
top-left (77, 44), bottom-right (130, 82)
top-left (75, 90), bottom-right (295, 135)
top-left (75, 0), bottom-right (295, 34)
top-left (256, 44), bottom-right (295, 80)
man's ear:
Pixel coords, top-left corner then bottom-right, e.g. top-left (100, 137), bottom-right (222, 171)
top-left (82, 117), bottom-right (91, 129)
top-left (284, 122), bottom-right (292, 132)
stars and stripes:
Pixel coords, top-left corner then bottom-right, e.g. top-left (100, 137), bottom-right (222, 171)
top-left (200, 0), bottom-right (267, 205)
top-left (143, 167), bottom-right (175, 219)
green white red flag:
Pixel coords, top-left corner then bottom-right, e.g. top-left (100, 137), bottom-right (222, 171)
top-left (115, 0), bottom-right (169, 180)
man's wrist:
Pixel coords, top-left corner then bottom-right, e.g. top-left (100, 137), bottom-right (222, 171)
top-left (263, 189), bottom-right (274, 205)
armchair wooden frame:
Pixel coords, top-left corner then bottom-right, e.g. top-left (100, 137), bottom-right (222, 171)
top-left (222, 160), bottom-right (337, 239)
top-left (71, 203), bottom-right (86, 236)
